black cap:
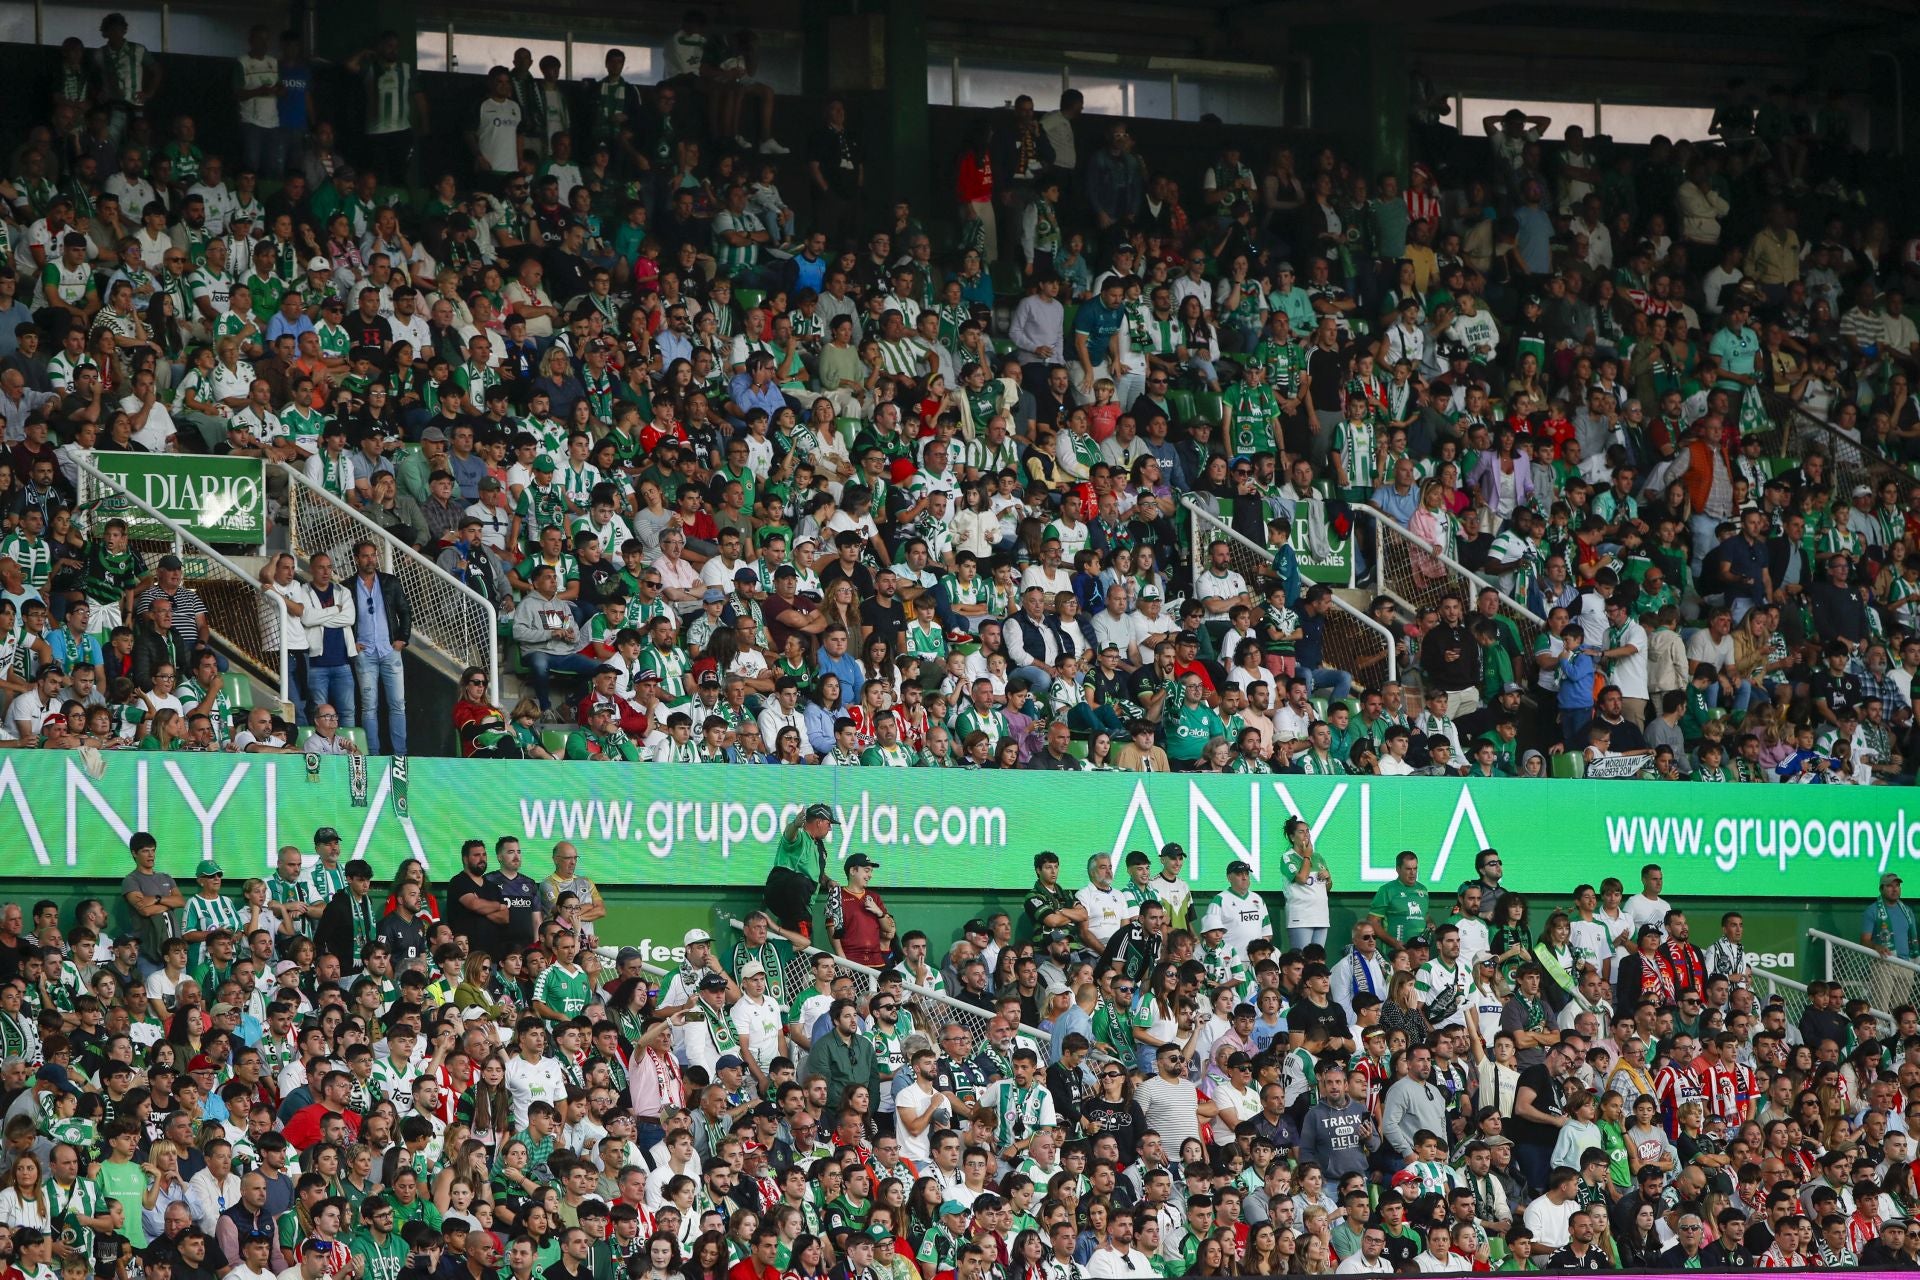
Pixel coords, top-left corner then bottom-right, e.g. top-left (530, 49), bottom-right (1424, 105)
top-left (1160, 843), bottom-right (1186, 860)
top-left (1226, 859), bottom-right (1253, 875)
top-left (804, 803), bottom-right (839, 825)
top-left (845, 853), bottom-right (880, 870)
top-left (698, 973), bottom-right (729, 991)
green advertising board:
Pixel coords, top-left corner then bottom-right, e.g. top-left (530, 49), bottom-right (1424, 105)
top-left (87, 455), bottom-right (267, 543)
top-left (12, 752), bottom-right (1918, 900)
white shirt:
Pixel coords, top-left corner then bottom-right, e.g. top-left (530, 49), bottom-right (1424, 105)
top-left (1076, 883), bottom-right (1129, 945)
top-left (1625, 893), bottom-right (1671, 939)
top-left (1335, 1255), bottom-right (1393, 1274)
top-left (757, 704), bottom-right (811, 759)
top-left (1215, 888), bottom-right (1271, 955)
top-left (503, 1053), bottom-right (568, 1128)
top-left (1085, 1249), bottom-right (1158, 1279)
top-left (1605, 619), bottom-right (1649, 699)
top-left (892, 1080), bottom-right (949, 1163)
top-left (729, 993), bottom-right (783, 1068)
top-left (475, 97), bottom-right (524, 173)
top-left (187, 1168), bottom-right (241, 1234)
top-left (1521, 1197), bottom-right (1578, 1250)
top-left (1415, 1252), bottom-right (1471, 1273)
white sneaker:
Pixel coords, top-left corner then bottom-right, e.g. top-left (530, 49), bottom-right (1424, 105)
top-left (759, 137), bottom-right (791, 156)
top-left (734, 134), bottom-right (754, 151)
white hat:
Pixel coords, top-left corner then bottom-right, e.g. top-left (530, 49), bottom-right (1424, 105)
top-left (683, 927), bottom-right (713, 947)
top-left (1200, 904), bottom-right (1228, 934)
top-left (306, 256), bottom-right (331, 272)
top-left (739, 961), bottom-right (767, 980)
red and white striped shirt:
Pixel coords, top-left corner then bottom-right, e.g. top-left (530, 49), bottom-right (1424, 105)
top-left (1405, 189), bottom-right (1441, 228)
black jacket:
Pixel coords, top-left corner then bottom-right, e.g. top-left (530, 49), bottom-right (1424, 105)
top-left (131, 623), bottom-right (187, 690)
top-left (349, 570), bottom-right (413, 646)
top-left (314, 887), bottom-right (379, 972)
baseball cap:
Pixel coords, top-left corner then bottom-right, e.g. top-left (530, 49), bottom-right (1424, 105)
top-left (739, 961), bottom-right (766, 980)
top-left (306, 256), bottom-right (331, 272)
top-left (1226, 859), bottom-right (1253, 875)
top-left (804, 803), bottom-right (839, 824)
top-left (1884, 873), bottom-right (1903, 886)
top-left (698, 972), bottom-right (728, 991)
top-left (845, 853), bottom-right (880, 870)
top-left (314, 826), bottom-right (341, 844)
top-left (196, 859), bottom-right (223, 878)
top-left (714, 1054), bottom-right (745, 1072)
top-left (533, 454), bottom-right (556, 472)
top-left (939, 1201), bottom-right (969, 1217)
top-left (682, 927), bottom-right (713, 947)
top-left (418, 426), bottom-right (447, 443)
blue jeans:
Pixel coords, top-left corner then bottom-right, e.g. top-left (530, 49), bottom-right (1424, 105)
top-left (1706, 679), bottom-right (1756, 715)
top-left (1011, 664), bottom-right (1055, 695)
top-left (1287, 926), bottom-right (1328, 950)
top-left (1305, 665), bottom-right (1352, 701)
top-left (1560, 706), bottom-right (1593, 747)
top-left (309, 662), bottom-right (356, 727)
top-left (354, 649), bottom-right (408, 755)
top-left (525, 649), bottom-right (601, 708)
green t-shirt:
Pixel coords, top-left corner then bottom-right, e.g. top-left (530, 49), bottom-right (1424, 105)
top-left (532, 962), bottom-right (591, 1022)
top-left (1367, 880), bottom-right (1430, 945)
top-left (772, 818), bottom-right (824, 882)
top-left (95, 1158), bottom-right (149, 1246)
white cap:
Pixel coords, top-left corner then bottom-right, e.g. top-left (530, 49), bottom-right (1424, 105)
top-left (306, 256), bottom-right (331, 272)
top-left (682, 927), bottom-right (713, 947)
top-left (739, 961), bottom-right (767, 980)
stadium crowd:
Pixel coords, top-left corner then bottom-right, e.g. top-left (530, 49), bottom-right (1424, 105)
top-left (0, 814), bottom-right (1908, 1280)
top-left (1, 16), bottom-right (1920, 774)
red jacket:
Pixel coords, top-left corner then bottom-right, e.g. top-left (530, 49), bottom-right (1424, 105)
top-left (282, 1101), bottom-right (363, 1151)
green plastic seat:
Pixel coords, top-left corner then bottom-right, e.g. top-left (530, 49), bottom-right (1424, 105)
top-left (1551, 751), bottom-right (1582, 779)
top-left (1193, 390), bottom-right (1224, 426)
top-left (225, 672), bottom-right (254, 709)
top-left (733, 287), bottom-right (765, 310)
top-left (991, 260), bottom-right (1025, 300)
top-left (541, 728), bottom-right (570, 757)
top-left (1066, 739), bottom-right (1088, 760)
top-left (1165, 389), bottom-right (1197, 426)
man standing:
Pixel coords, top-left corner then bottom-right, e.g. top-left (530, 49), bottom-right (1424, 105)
top-left (1134, 1043), bottom-right (1208, 1154)
top-left (121, 832), bottom-right (184, 965)
top-left (1861, 872), bottom-right (1917, 1016)
top-left (314, 860), bottom-right (380, 976)
top-left (830, 854), bottom-right (889, 969)
top-left (350, 540), bottom-right (411, 756)
top-left (763, 804), bottom-right (838, 946)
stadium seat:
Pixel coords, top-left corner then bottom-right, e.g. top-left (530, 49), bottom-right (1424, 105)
top-left (734, 287), bottom-right (764, 310)
top-left (1550, 751), bottom-right (1582, 779)
top-left (1194, 390), bottom-right (1224, 426)
top-left (541, 728), bottom-right (570, 757)
top-left (991, 260), bottom-right (1025, 301)
top-left (1165, 389), bottom-right (1196, 426)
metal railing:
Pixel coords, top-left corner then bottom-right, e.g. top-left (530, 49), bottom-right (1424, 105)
top-left (278, 465), bottom-right (501, 705)
top-left (1365, 503), bottom-right (1546, 669)
top-left (721, 914), bottom-right (1049, 1064)
top-left (594, 946), bottom-right (672, 980)
top-left (72, 457), bottom-right (289, 704)
top-left (1753, 388), bottom-right (1906, 499)
top-left (1183, 496), bottom-right (1398, 685)
top-left (1751, 967), bottom-right (1813, 1031)
top-left (1810, 927), bottom-right (1920, 1026)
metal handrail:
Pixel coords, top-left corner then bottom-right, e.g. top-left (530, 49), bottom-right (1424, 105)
top-left (73, 457), bottom-right (289, 704)
top-left (1811, 927), bottom-right (1920, 977)
top-left (1362, 503), bottom-right (1545, 628)
top-left (594, 945), bottom-right (672, 980)
top-left (723, 914), bottom-right (1051, 1044)
top-left (1182, 495), bottom-right (1398, 683)
top-left (278, 464), bottom-right (501, 706)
